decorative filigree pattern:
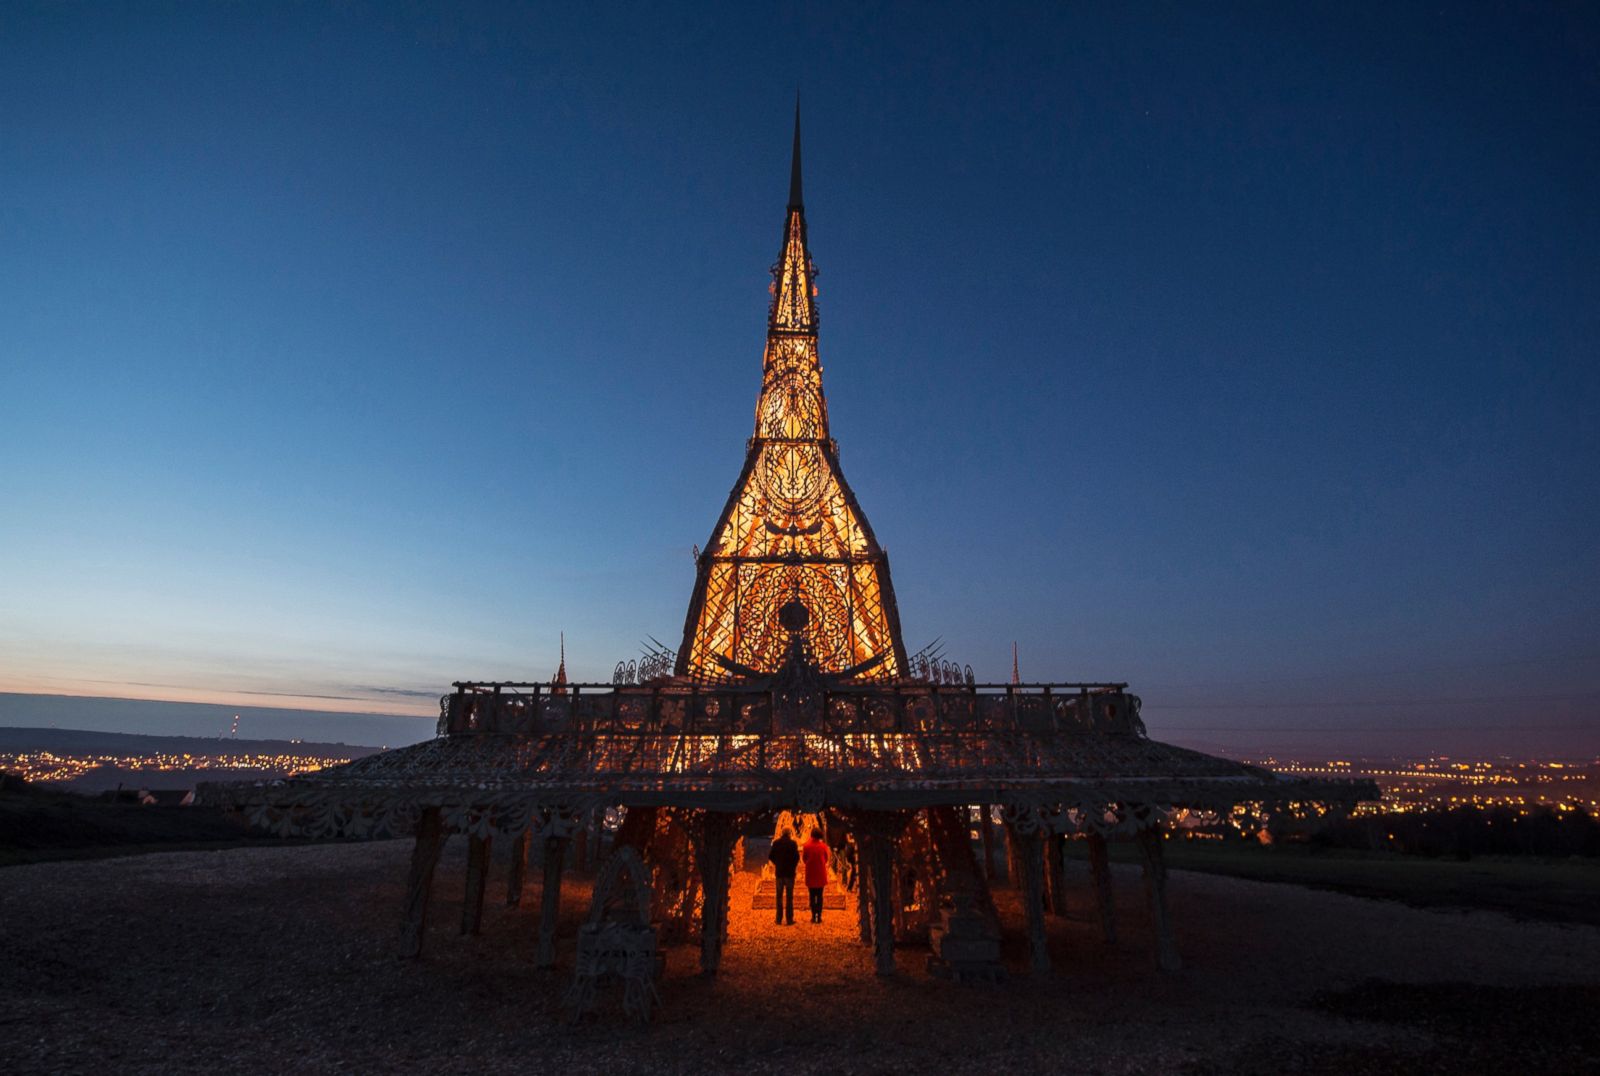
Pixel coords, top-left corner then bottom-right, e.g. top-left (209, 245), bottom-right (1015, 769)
top-left (612, 647), bottom-right (676, 686)
top-left (677, 181), bottom-right (906, 683)
top-left (204, 678), bottom-right (1374, 839)
top-left (769, 212), bottom-right (817, 334)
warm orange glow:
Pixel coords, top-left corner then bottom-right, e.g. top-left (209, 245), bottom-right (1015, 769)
top-left (680, 205), bottom-right (904, 682)
top-left (770, 210), bottom-right (817, 334)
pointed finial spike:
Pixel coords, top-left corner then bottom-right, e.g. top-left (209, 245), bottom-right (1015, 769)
top-left (788, 95), bottom-right (803, 210)
top-left (552, 632), bottom-right (568, 692)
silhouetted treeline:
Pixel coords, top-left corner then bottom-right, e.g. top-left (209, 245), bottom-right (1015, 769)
top-left (1307, 805), bottom-right (1600, 858)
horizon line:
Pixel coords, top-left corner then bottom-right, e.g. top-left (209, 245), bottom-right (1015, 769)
top-left (0, 687), bottom-right (436, 722)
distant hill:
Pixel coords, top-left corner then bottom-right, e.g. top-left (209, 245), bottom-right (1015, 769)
top-left (0, 692), bottom-right (433, 748)
top-left (0, 773), bottom-right (380, 866)
top-left (0, 726), bottom-right (387, 757)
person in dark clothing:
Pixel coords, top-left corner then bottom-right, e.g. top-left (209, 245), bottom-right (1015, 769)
top-left (769, 828), bottom-right (800, 925)
top-left (802, 827), bottom-right (830, 923)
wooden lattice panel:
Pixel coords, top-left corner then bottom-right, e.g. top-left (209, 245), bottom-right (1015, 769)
top-left (677, 154), bottom-right (907, 682)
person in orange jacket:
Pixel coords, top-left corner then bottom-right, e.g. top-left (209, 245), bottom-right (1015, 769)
top-left (801, 827), bottom-right (830, 923)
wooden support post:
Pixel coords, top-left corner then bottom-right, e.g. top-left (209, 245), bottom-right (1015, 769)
top-left (398, 807), bottom-right (446, 958)
top-left (979, 804), bottom-right (996, 882)
top-left (588, 807), bottom-right (605, 866)
top-left (1045, 832), bottom-right (1068, 918)
top-left (536, 834), bottom-right (568, 969)
top-left (693, 812), bottom-right (738, 977)
top-left (856, 852), bottom-right (874, 946)
top-left (1136, 825), bottom-right (1181, 972)
top-left (573, 816), bottom-right (590, 872)
top-left (461, 834), bottom-right (492, 935)
top-left (867, 833), bottom-right (897, 976)
top-left (506, 830), bottom-right (529, 907)
top-left (1011, 825), bottom-right (1052, 975)
top-left (1086, 832), bottom-right (1117, 945)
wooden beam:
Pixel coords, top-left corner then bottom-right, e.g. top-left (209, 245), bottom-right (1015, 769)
top-left (589, 807), bottom-right (606, 866)
top-left (1010, 824), bottom-right (1052, 975)
top-left (867, 833), bottom-right (896, 976)
top-left (398, 806), bottom-right (446, 959)
top-left (461, 834), bottom-right (492, 935)
top-left (1086, 832), bottom-right (1117, 945)
top-left (573, 814), bottom-right (590, 872)
top-left (855, 850), bottom-right (874, 945)
top-left (694, 812), bottom-right (738, 976)
top-left (1136, 825), bottom-right (1181, 972)
top-left (505, 830), bottom-right (529, 907)
top-left (536, 834), bottom-right (569, 969)
top-left (1045, 832), bottom-right (1068, 918)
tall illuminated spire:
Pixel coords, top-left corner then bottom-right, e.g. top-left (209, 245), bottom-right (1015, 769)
top-left (677, 109), bottom-right (908, 682)
top-left (769, 104), bottom-right (818, 338)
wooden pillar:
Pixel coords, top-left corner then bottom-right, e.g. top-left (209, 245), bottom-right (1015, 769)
top-left (1136, 825), bottom-right (1181, 972)
top-left (867, 833), bottom-right (897, 976)
top-left (855, 851), bottom-right (874, 945)
top-left (572, 816), bottom-right (590, 872)
top-left (1045, 833), bottom-right (1068, 918)
top-left (979, 804), bottom-right (996, 882)
top-left (505, 830), bottom-right (529, 907)
top-left (693, 812), bottom-right (738, 976)
top-left (398, 806), bottom-right (446, 958)
top-left (1086, 832), bottom-right (1117, 944)
top-left (892, 860), bottom-right (910, 941)
top-left (588, 807), bottom-right (605, 866)
top-left (536, 834), bottom-right (569, 969)
top-left (461, 834), bottom-right (492, 935)
top-left (1011, 825), bottom-right (1052, 975)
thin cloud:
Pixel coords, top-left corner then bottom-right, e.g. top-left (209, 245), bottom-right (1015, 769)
top-left (350, 686), bottom-right (441, 699)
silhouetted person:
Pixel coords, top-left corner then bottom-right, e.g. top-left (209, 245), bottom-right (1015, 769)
top-left (769, 828), bottom-right (799, 925)
top-left (802, 827), bottom-right (830, 923)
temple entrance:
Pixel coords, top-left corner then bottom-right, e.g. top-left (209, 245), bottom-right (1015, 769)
top-left (746, 810), bottom-right (847, 920)
top-left (719, 810), bottom-right (870, 987)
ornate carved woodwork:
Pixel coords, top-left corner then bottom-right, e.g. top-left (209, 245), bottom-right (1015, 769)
top-left (677, 117), bottom-right (908, 684)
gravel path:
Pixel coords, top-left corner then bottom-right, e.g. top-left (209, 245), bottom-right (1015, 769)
top-left (1, 840), bottom-right (1595, 1074)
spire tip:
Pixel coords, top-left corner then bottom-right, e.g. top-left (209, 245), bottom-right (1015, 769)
top-left (788, 97), bottom-right (803, 210)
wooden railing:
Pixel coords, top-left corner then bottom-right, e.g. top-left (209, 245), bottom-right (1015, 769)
top-left (438, 681), bottom-right (1141, 740)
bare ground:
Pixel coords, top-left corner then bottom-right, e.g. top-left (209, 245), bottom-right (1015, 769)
top-left (1, 840), bottom-right (1596, 1075)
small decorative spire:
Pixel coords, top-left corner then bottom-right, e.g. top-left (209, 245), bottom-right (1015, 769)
top-left (1011, 641), bottom-right (1020, 685)
top-left (788, 95), bottom-right (803, 210)
top-left (552, 632), bottom-right (568, 695)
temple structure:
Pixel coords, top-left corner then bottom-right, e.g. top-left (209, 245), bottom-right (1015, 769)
top-left (677, 108), bottom-right (907, 684)
top-left (207, 111), bottom-right (1373, 1017)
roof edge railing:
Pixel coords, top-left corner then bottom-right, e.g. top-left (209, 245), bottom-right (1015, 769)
top-left (451, 680), bottom-right (1130, 692)
top-left (438, 681), bottom-right (1144, 738)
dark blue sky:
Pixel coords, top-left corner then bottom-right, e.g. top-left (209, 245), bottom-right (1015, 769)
top-left (1, 3), bottom-right (1596, 756)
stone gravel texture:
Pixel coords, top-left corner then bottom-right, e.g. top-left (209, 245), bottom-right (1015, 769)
top-left (1, 840), bottom-right (1596, 1074)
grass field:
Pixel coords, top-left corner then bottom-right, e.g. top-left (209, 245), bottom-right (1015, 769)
top-left (1071, 837), bottom-right (1600, 927)
top-left (0, 778), bottom-right (329, 866)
